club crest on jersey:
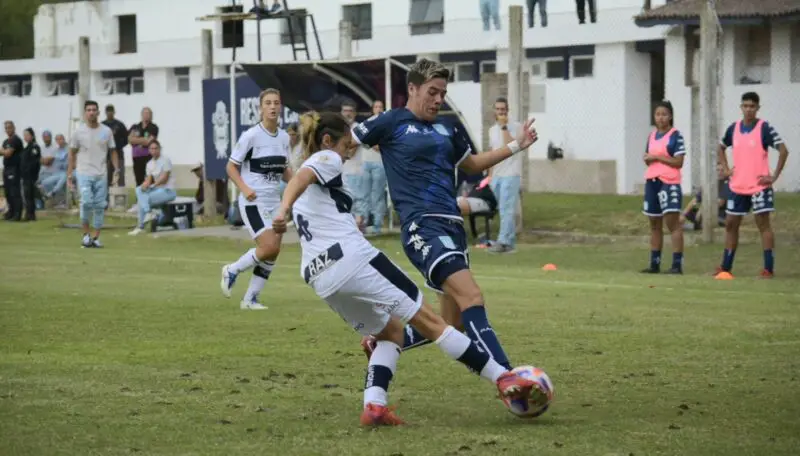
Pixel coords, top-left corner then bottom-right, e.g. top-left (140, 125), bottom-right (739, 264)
top-left (211, 100), bottom-right (230, 159)
top-left (433, 124), bottom-right (450, 136)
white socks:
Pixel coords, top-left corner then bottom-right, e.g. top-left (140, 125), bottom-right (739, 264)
top-left (363, 340), bottom-right (400, 407)
top-left (230, 248), bottom-right (259, 274)
top-left (435, 325), bottom-right (507, 383)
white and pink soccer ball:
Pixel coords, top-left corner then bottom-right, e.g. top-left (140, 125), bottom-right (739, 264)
top-left (503, 365), bottom-right (554, 418)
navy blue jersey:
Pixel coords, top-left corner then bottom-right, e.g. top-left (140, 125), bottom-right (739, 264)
top-left (352, 108), bottom-right (475, 223)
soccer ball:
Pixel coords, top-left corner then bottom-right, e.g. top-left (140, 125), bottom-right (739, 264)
top-left (504, 365), bottom-right (554, 418)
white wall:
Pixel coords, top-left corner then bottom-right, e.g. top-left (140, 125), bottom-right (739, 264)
top-left (665, 23), bottom-right (800, 193)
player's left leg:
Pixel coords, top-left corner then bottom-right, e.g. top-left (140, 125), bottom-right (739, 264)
top-left (89, 176), bottom-right (108, 248)
top-left (240, 228), bottom-right (282, 309)
top-left (642, 216), bottom-right (664, 273)
top-left (753, 188), bottom-right (775, 277)
top-left (663, 212), bottom-right (683, 274)
top-left (718, 192), bottom-right (749, 274)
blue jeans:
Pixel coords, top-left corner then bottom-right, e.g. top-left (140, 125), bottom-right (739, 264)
top-left (40, 172), bottom-right (67, 196)
top-left (344, 174), bottom-right (365, 218)
top-left (362, 161), bottom-right (387, 231)
top-left (76, 174), bottom-right (108, 229)
top-left (490, 176), bottom-right (521, 247)
top-left (136, 186), bottom-right (177, 228)
top-left (480, 0), bottom-right (501, 30)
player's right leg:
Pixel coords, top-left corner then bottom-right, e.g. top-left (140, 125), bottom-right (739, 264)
top-left (753, 188), bottom-right (776, 278)
top-left (717, 192), bottom-right (749, 276)
top-left (221, 200), bottom-right (281, 308)
top-left (76, 174), bottom-right (93, 248)
top-left (641, 179), bottom-right (664, 273)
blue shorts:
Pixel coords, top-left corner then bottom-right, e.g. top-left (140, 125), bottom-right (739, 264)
top-left (726, 187), bottom-right (775, 216)
top-left (643, 178), bottom-right (682, 216)
top-left (401, 216), bottom-right (470, 293)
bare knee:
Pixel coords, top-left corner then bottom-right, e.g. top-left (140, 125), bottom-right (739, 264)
top-left (441, 269), bottom-right (484, 310)
top-left (408, 303), bottom-right (448, 342)
top-left (725, 215), bottom-right (741, 232)
top-left (374, 318), bottom-right (405, 346)
top-left (255, 231), bottom-right (282, 261)
top-left (754, 213), bottom-right (772, 232)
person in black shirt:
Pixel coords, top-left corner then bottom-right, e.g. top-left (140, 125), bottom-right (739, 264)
top-left (102, 104), bottom-right (128, 187)
top-left (128, 107), bottom-right (159, 186)
top-left (2, 120), bottom-right (24, 221)
top-left (20, 127), bottom-right (42, 221)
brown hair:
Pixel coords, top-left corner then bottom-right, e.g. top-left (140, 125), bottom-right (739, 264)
top-left (259, 88), bottom-right (281, 104)
top-left (407, 58), bottom-right (451, 86)
top-left (299, 111), bottom-right (350, 159)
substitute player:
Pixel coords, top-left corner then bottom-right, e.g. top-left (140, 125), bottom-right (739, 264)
top-left (717, 92), bottom-right (789, 278)
top-left (351, 58), bottom-right (537, 369)
top-left (67, 100), bottom-right (119, 248)
top-left (220, 89), bottom-right (292, 309)
top-left (272, 111), bottom-right (541, 426)
top-left (641, 100), bottom-right (687, 274)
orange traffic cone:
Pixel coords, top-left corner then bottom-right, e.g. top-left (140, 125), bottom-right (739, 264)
top-left (714, 271), bottom-right (734, 280)
top-left (542, 263), bottom-right (558, 271)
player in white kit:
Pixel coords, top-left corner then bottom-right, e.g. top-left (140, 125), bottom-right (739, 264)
top-left (220, 89), bottom-right (292, 309)
top-left (271, 111), bottom-right (537, 427)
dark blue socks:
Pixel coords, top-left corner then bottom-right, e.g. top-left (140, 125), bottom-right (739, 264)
top-left (650, 250), bottom-right (662, 271)
top-left (461, 306), bottom-right (511, 370)
top-left (721, 248), bottom-right (736, 271)
top-left (763, 249), bottom-right (774, 272)
top-left (402, 326), bottom-right (433, 350)
top-left (671, 252), bottom-right (683, 271)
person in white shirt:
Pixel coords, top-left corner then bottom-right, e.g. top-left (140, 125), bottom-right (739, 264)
top-left (220, 88), bottom-right (293, 310)
top-left (67, 100), bottom-right (120, 248)
top-left (270, 110), bottom-right (538, 427)
top-left (128, 140), bottom-right (177, 235)
top-left (487, 97), bottom-right (524, 254)
top-left (360, 100), bottom-right (388, 234)
top-left (340, 99), bottom-right (366, 229)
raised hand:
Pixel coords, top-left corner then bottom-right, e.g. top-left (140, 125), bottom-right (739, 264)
top-left (515, 118), bottom-right (538, 150)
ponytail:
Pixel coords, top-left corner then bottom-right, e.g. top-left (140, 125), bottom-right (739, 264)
top-left (299, 111), bottom-right (350, 159)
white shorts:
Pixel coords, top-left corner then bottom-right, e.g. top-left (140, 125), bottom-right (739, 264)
top-left (458, 196), bottom-right (491, 214)
top-left (239, 199), bottom-right (278, 238)
top-left (322, 252), bottom-right (423, 337)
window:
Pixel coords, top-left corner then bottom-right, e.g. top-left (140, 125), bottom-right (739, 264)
top-left (117, 14), bottom-right (137, 54)
top-left (130, 76), bottom-right (144, 94)
top-left (442, 62), bottom-right (475, 82)
top-left (545, 60), bottom-right (565, 79)
top-left (21, 80), bottom-right (31, 96)
top-left (45, 73), bottom-right (77, 96)
top-left (172, 67), bottom-right (190, 92)
top-left (342, 3), bottom-right (372, 41)
top-left (409, 0), bottom-right (444, 36)
top-left (572, 57), bottom-right (593, 78)
top-left (734, 25), bottom-right (771, 84)
top-left (280, 9), bottom-right (307, 45)
top-left (481, 61), bottom-right (496, 74)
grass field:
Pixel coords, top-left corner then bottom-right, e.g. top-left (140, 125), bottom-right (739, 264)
top-left (2, 195), bottom-right (800, 456)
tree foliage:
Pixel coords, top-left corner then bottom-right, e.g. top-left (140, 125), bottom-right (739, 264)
top-left (0, 0), bottom-right (85, 60)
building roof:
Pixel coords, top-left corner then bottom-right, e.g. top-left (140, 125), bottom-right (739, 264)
top-left (635, 0), bottom-right (800, 26)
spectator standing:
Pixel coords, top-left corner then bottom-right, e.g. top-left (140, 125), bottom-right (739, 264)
top-left (576, 0), bottom-right (597, 24)
top-left (479, 0), bottom-right (502, 31)
top-left (487, 97), bottom-right (523, 254)
top-left (129, 140), bottom-right (177, 235)
top-left (190, 162), bottom-right (229, 216)
top-left (20, 128), bottom-right (41, 221)
top-left (102, 104), bottom-right (128, 188)
top-left (526, 0), bottom-right (548, 27)
top-left (286, 123), bottom-right (303, 172)
top-left (128, 107), bottom-right (159, 186)
top-left (340, 99), bottom-right (366, 229)
top-left (68, 100), bottom-right (119, 248)
top-left (361, 100), bottom-right (388, 234)
top-left (39, 133), bottom-right (69, 200)
top-left (2, 121), bottom-right (24, 221)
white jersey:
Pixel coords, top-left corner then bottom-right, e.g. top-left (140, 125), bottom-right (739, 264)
top-left (293, 150), bottom-right (380, 298)
top-left (230, 123), bottom-right (290, 207)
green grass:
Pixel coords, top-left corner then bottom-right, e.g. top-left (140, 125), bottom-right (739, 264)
top-left (1, 218), bottom-right (799, 456)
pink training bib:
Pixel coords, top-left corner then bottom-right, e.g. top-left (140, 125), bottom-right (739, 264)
top-left (644, 128), bottom-right (682, 184)
top-left (729, 120), bottom-right (770, 195)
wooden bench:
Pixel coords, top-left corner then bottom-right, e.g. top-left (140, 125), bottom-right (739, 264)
top-left (150, 196), bottom-right (196, 232)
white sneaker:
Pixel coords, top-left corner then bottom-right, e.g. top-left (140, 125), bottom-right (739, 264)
top-left (220, 264), bottom-right (237, 298)
top-left (128, 227), bottom-right (145, 236)
top-left (91, 238), bottom-right (104, 248)
top-left (240, 300), bottom-right (267, 310)
top-left (81, 233), bottom-right (92, 248)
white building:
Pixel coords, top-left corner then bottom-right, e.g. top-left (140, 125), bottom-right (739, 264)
top-left (0, 0), bottom-right (797, 192)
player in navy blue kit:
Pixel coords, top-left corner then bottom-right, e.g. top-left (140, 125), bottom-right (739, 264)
top-left (352, 59), bottom-right (538, 370)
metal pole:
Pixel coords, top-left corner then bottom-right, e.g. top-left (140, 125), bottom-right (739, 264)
top-left (384, 57), bottom-right (393, 231)
top-left (201, 29), bottom-right (218, 218)
top-left (71, 36), bottom-right (90, 210)
top-left (339, 20), bottom-right (353, 59)
top-left (699, 0), bottom-right (720, 244)
top-left (229, 62), bottom-right (239, 204)
top-left (508, 5), bottom-right (525, 231)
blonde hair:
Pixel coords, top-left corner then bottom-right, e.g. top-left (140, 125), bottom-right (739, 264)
top-left (299, 111), bottom-right (350, 159)
top-left (407, 58), bottom-right (451, 86)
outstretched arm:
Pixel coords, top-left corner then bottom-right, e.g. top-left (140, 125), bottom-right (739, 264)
top-left (459, 118), bottom-right (538, 175)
